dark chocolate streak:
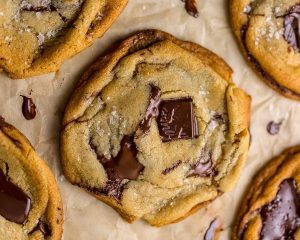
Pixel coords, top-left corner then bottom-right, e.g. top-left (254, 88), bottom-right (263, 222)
top-left (29, 220), bottom-right (51, 237)
top-left (204, 217), bottom-right (222, 240)
top-left (283, 4), bottom-right (300, 51)
top-left (189, 151), bottom-right (216, 177)
top-left (21, 4), bottom-right (68, 23)
top-left (260, 179), bottom-right (300, 240)
top-left (140, 85), bottom-right (161, 133)
top-left (0, 167), bottom-right (31, 224)
top-left (21, 95), bottom-right (36, 120)
top-left (240, 24), bottom-right (300, 97)
top-left (162, 160), bottom-right (182, 175)
top-left (90, 136), bottom-right (144, 201)
top-left (182, 0), bottom-right (199, 18)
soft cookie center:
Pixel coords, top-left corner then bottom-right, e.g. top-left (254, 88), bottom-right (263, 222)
top-left (92, 85), bottom-right (204, 201)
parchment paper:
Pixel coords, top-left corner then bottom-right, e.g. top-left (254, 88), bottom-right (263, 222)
top-left (1, 0), bottom-right (300, 239)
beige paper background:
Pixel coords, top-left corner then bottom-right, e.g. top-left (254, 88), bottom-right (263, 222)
top-left (1, 0), bottom-right (300, 239)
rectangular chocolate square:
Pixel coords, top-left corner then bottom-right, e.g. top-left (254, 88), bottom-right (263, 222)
top-left (157, 98), bottom-right (199, 142)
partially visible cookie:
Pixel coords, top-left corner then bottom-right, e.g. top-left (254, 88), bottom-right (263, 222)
top-left (61, 29), bottom-right (251, 226)
top-left (230, 0), bottom-right (300, 100)
top-left (232, 146), bottom-right (300, 240)
top-left (0, 117), bottom-right (63, 240)
top-left (0, 0), bottom-right (127, 78)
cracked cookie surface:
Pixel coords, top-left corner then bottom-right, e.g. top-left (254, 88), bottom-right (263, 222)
top-left (60, 29), bottom-right (251, 226)
top-left (230, 0), bottom-right (300, 100)
top-left (0, 118), bottom-right (63, 240)
top-left (0, 0), bottom-right (127, 78)
top-left (232, 145), bottom-right (300, 240)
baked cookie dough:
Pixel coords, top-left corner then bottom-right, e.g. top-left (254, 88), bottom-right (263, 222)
top-left (0, 0), bottom-right (127, 78)
top-left (232, 146), bottom-right (300, 240)
top-left (0, 117), bottom-right (63, 240)
top-left (230, 0), bottom-right (300, 100)
top-left (61, 29), bottom-right (251, 226)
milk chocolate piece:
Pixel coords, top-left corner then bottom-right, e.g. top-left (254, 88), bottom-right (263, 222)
top-left (140, 86), bottom-right (161, 133)
top-left (21, 95), bottom-right (36, 120)
top-left (284, 4), bottom-right (300, 51)
top-left (0, 167), bottom-right (31, 224)
top-left (30, 220), bottom-right (51, 236)
top-left (158, 98), bottom-right (198, 142)
top-left (260, 179), bottom-right (300, 239)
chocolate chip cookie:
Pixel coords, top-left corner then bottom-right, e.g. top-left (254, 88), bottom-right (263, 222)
top-left (0, 117), bottom-right (63, 239)
top-left (230, 0), bottom-right (300, 100)
top-left (61, 29), bottom-right (251, 226)
top-left (0, 0), bottom-right (127, 78)
top-left (232, 146), bottom-right (300, 240)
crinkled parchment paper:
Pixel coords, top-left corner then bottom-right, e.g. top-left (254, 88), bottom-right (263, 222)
top-left (1, 0), bottom-right (300, 239)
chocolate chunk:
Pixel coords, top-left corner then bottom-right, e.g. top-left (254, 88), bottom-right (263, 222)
top-left (30, 220), bottom-right (51, 236)
top-left (0, 167), bottom-right (31, 224)
top-left (157, 98), bottom-right (199, 142)
top-left (204, 217), bottom-right (222, 240)
top-left (91, 136), bottom-right (144, 200)
top-left (189, 151), bottom-right (216, 177)
top-left (267, 121), bottom-right (282, 135)
top-left (162, 160), bottom-right (182, 175)
top-left (260, 179), bottom-right (300, 239)
top-left (103, 136), bottom-right (144, 181)
top-left (284, 4), bottom-right (300, 51)
top-left (140, 86), bottom-right (161, 133)
top-left (21, 95), bottom-right (36, 120)
top-left (182, 0), bottom-right (199, 18)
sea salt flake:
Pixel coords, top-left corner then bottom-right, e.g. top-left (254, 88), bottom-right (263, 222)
top-left (20, 1), bottom-right (32, 8)
top-left (199, 90), bottom-right (209, 95)
top-left (243, 5), bottom-right (252, 14)
top-left (46, 30), bottom-right (58, 38)
top-left (36, 12), bottom-right (42, 18)
top-left (274, 31), bottom-right (280, 39)
top-left (274, 7), bottom-right (281, 14)
top-left (4, 36), bottom-right (12, 43)
top-left (208, 120), bottom-right (218, 131)
top-left (95, 12), bottom-right (104, 21)
top-left (260, 28), bottom-right (266, 36)
top-left (37, 32), bottom-right (45, 46)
